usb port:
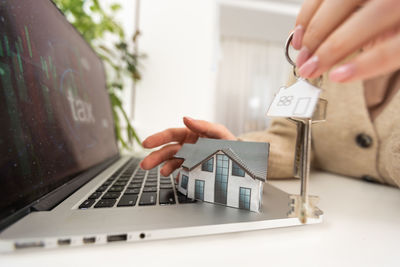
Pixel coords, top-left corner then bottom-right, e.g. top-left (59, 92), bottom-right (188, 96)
top-left (107, 234), bottom-right (127, 242)
top-left (14, 241), bottom-right (45, 249)
top-left (57, 239), bottom-right (71, 246)
top-left (83, 237), bottom-right (96, 244)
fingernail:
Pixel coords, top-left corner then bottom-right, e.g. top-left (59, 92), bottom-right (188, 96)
top-left (292, 25), bottom-right (304, 50)
top-left (329, 64), bottom-right (355, 82)
top-left (184, 116), bottom-right (193, 122)
top-left (298, 56), bottom-right (319, 78)
top-left (296, 46), bottom-right (311, 67)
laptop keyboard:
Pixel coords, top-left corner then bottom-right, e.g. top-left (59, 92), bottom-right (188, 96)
top-left (78, 157), bottom-right (195, 209)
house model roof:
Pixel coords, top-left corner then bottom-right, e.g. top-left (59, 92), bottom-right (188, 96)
top-left (174, 138), bottom-right (269, 182)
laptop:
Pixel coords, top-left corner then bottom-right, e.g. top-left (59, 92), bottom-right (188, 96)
top-left (0, 0), bottom-right (321, 252)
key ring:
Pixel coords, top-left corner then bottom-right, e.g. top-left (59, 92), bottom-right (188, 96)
top-left (285, 31), bottom-right (298, 78)
top-left (285, 31), bottom-right (322, 86)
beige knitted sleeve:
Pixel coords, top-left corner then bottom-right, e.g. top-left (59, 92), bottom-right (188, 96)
top-left (238, 118), bottom-right (297, 179)
top-left (382, 131), bottom-right (400, 187)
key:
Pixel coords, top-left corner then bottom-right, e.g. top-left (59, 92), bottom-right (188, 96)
top-left (117, 195), bottom-right (138, 207)
top-left (143, 187), bottom-right (157, 192)
top-left (125, 188), bottom-right (140, 194)
top-left (102, 192), bottom-right (121, 199)
top-left (107, 177), bottom-right (116, 182)
top-left (96, 186), bottom-right (108, 192)
top-left (139, 193), bottom-right (157, 206)
top-left (146, 178), bottom-right (158, 183)
top-left (131, 178), bottom-right (143, 183)
top-left (160, 178), bottom-right (171, 184)
top-left (128, 183), bottom-right (142, 188)
top-left (267, 79), bottom-right (321, 119)
top-left (94, 199), bottom-right (116, 208)
top-left (160, 184), bottom-right (173, 189)
top-left (108, 186), bottom-right (124, 192)
top-left (145, 182), bottom-right (157, 187)
top-left (114, 181), bottom-right (127, 186)
top-left (79, 199), bottom-right (95, 209)
top-left (159, 189), bottom-right (176, 205)
top-left (177, 192), bottom-right (196, 204)
top-left (88, 192), bottom-right (102, 199)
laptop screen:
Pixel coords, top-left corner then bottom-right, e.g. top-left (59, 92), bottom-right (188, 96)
top-left (0, 1), bottom-right (119, 222)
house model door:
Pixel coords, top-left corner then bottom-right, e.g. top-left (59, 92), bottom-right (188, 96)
top-left (214, 154), bottom-right (229, 204)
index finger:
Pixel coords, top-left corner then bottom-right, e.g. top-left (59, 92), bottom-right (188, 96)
top-left (302, 0), bottom-right (400, 79)
top-left (292, 0), bottom-right (323, 49)
top-left (142, 128), bottom-right (189, 148)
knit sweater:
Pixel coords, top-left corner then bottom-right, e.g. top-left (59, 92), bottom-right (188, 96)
top-left (239, 74), bottom-right (400, 188)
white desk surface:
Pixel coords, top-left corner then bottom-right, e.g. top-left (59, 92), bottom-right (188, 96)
top-left (1, 171), bottom-right (399, 267)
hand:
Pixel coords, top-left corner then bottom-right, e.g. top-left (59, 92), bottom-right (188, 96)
top-left (140, 117), bottom-right (236, 176)
top-left (291, 0), bottom-right (400, 82)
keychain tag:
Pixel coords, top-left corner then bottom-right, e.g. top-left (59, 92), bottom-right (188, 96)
top-left (267, 78), bottom-right (321, 119)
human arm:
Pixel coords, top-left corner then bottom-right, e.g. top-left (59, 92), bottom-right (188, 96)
top-left (140, 116), bottom-right (298, 179)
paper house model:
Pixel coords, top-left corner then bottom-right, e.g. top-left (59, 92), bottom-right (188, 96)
top-left (174, 138), bottom-right (269, 212)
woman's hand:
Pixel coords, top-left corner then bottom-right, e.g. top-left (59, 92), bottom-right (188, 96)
top-left (140, 117), bottom-right (236, 176)
top-left (292, 0), bottom-right (400, 82)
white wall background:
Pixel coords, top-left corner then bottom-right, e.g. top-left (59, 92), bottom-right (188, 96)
top-left (113, 0), bottom-right (302, 146)
top-left (116, 0), bottom-right (219, 142)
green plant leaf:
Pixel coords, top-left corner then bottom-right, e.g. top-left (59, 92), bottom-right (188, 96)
top-left (53, 0), bottom-right (142, 149)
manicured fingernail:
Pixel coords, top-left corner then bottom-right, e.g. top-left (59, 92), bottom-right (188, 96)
top-left (329, 64), bottom-right (355, 82)
top-left (292, 25), bottom-right (304, 50)
top-left (298, 56), bottom-right (319, 77)
top-left (296, 46), bottom-right (310, 67)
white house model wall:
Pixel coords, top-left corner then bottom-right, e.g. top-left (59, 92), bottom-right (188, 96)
top-left (174, 138), bottom-right (269, 213)
top-left (177, 152), bottom-right (263, 212)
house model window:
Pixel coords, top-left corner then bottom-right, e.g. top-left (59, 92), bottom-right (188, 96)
top-left (232, 162), bottom-right (245, 177)
top-left (174, 138), bottom-right (269, 212)
top-left (201, 158), bottom-right (213, 172)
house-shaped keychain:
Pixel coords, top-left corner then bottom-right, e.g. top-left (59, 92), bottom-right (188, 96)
top-left (174, 138), bottom-right (269, 212)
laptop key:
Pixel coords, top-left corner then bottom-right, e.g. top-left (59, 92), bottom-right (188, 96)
top-left (146, 178), bottom-right (158, 183)
top-left (177, 192), bottom-right (197, 204)
top-left (128, 183), bottom-right (142, 189)
top-left (96, 186), bottom-right (108, 192)
top-left (160, 178), bottom-right (171, 184)
top-left (109, 186), bottom-right (124, 192)
top-left (102, 192), bottom-right (121, 199)
top-left (159, 184), bottom-right (173, 189)
top-left (139, 193), bottom-right (157, 206)
top-left (145, 182), bottom-right (157, 187)
top-left (125, 188), bottom-right (140, 194)
top-left (107, 177), bottom-right (116, 182)
top-left (94, 199), bottom-right (116, 208)
top-left (131, 178), bottom-right (143, 183)
top-left (102, 181), bottom-right (112, 186)
top-left (89, 192), bottom-right (102, 199)
top-left (79, 199), bottom-right (95, 209)
top-left (117, 195), bottom-right (138, 207)
top-left (159, 189), bottom-right (176, 205)
top-left (143, 187), bottom-right (157, 192)
top-left (114, 181), bottom-right (127, 186)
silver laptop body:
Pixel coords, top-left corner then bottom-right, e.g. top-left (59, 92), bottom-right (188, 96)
top-left (0, 0), bottom-right (321, 252)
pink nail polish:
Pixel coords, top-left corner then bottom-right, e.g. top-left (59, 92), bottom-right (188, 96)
top-left (329, 64), bottom-right (355, 82)
top-left (298, 56), bottom-right (319, 77)
top-left (292, 25), bottom-right (304, 50)
top-left (296, 46), bottom-right (310, 68)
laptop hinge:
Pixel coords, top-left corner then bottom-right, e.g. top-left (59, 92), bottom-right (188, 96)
top-left (31, 155), bottom-right (120, 211)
